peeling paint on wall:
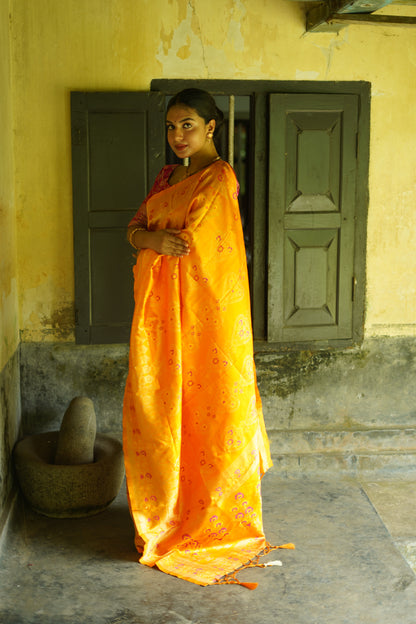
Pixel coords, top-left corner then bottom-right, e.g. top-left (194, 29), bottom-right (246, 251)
top-left (312, 30), bottom-right (350, 77)
top-left (20, 277), bottom-right (74, 342)
top-left (156, 2), bottom-right (209, 76)
top-left (295, 70), bottom-right (320, 80)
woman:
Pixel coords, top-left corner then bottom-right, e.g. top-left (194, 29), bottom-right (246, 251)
top-left (123, 88), bottom-right (293, 589)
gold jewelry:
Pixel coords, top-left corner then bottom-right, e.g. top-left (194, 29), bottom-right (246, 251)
top-left (128, 226), bottom-right (146, 250)
top-left (186, 156), bottom-right (220, 178)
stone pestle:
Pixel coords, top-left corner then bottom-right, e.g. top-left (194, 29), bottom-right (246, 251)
top-left (55, 396), bottom-right (96, 465)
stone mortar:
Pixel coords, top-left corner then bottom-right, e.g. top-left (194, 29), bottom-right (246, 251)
top-left (14, 431), bottom-right (125, 518)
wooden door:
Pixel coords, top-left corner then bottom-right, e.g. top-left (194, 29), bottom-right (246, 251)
top-left (267, 93), bottom-right (358, 343)
top-left (71, 91), bottom-right (165, 344)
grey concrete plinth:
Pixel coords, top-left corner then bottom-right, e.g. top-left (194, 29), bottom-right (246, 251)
top-left (0, 348), bottom-right (21, 538)
top-left (20, 343), bottom-right (129, 435)
top-left (19, 337), bottom-right (416, 478)
top-left (13, 432), bottom-right (125, 517)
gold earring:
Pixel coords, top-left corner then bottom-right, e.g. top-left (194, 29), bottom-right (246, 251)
top-left (207, 132), bottom-right (213, 140)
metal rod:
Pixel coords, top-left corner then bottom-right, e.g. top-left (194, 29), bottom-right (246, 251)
top-left (330, 13), bottom-right (416, 24)
top-left (228, 95), bottom-right (235, 167)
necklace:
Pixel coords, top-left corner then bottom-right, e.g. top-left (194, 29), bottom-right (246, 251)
top-left (186, 156), bottom-right (221, 178)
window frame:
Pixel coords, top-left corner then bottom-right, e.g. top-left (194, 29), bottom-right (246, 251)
top-left (152, 79), bottom-right (370, 350)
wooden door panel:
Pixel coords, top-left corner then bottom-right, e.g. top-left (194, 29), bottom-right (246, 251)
top-left (88, 112), bottom-right (148, 212)
top-left (268, 93), bottom-right (358, 343)
top-left (71, 92), bottom-right (165, 344)
top-left (287, 110), bottom-right (341, 213)
top-left (90, 229), bottom-right (133, 325)
top-left (284, 229), bottom-right (338, 327)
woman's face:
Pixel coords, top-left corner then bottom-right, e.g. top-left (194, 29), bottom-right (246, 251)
top-left (166, 105), bottom-right (215, 160)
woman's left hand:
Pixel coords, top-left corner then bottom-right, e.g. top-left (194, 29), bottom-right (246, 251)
top-left (149, 229), bottom-right (190, 257)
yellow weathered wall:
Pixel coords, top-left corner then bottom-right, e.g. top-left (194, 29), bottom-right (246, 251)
top-left (0, 0), bottom-right (19, 369)
top-left (9, 0), bottom-right (416, 341)
top-left (1, 0), bottom-right (20, 523)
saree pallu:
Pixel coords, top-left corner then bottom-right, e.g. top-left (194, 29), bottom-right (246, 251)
top-left (123, 160), bottom-right (291, 587)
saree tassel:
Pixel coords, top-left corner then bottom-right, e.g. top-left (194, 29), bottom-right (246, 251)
top-left (240, 582), bottom-right (258, 590)
top-left (213, 542), bottom-right (295, 589)
top-left (279, 543), bottom-right (296, 550)
top-left (213, 575), bottom-right (258, 590)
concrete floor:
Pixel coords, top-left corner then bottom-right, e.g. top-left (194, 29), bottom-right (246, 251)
top-left (1, 472), bottom-right (416, 624)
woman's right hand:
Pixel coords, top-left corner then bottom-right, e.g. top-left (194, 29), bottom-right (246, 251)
top-left (149, 229), bottom-right (190, 257)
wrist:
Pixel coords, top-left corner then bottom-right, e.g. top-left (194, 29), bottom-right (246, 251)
top-left (128, 226), bottom-right (146, 250)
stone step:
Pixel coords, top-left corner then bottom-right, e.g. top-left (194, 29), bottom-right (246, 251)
top-left (267, 428), bottom-right (416, 478)
top-left (268, 428), bottom-right (416, 455)
top-left (270, 450), bottom-right (416, 480)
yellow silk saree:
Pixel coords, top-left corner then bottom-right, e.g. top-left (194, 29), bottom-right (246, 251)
top-left (123, 160), bottom-right (292, 588)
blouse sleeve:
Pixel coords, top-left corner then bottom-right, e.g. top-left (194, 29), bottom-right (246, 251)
top-left (128, 201), bottom-right (148, 228)
top-left (128, 165), bottom-right (176, 228)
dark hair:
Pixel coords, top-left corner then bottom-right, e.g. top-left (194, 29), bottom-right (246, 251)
top-left (167, 88), bottom-right (224, 142)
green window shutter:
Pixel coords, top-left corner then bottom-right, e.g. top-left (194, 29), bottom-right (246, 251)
top-left (268, 93), bottom-right (358, 343)
top-left (71, 92), bottom-right (165, 344)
